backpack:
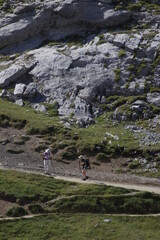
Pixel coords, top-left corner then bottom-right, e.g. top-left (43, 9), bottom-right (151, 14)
top-left (84, 159), bottom-right (90, 168)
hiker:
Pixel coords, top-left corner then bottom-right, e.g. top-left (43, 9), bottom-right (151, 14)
top-left (78, 155), bottom-right (90, 180)
top-left (43, 148), bottom-right (52, 175)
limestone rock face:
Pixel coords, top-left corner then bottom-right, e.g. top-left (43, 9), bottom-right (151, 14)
top-left (0, 0), bottom-right (131, 51)
top-left (0, 0), bottom-right (159, 121)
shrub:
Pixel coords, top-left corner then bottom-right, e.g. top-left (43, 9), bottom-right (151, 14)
top-left (28, 204), bottom-right (45, 214)
top-left (7, 207), bottom-right (28, 217)
top-left (7, 149), bottom-right (24, 154)
top-left (60, 146), bottom-right (77, 160)
top-left (96, 153), bottom-right (110, 163)
top-left (128, 160), bottom-right (141, 169)
top-left (34, 144), bottom-right (46, 153)
top-left (48, 109), bottom-right (58, 117)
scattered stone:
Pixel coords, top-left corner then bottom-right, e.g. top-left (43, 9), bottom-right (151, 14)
top-left (18, 163), bottom-right (25, 167)
top-left (31, 103), bottom-right (46, 112)
top-left (94, 223), bottom-right (99, 228)
top-left (15, 99), bottom-right (24, 106)
top-left (104, 219), bottom-right (112, 223)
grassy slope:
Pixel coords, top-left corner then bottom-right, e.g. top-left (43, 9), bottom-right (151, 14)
top-left (0, 98), bottom-right (139, 154)
top-left (0, 99), bottom-right (62, 134)
top-left (0, 170), bottom-right (160, 215)
top-left (0, 169), bottom-right (132, 202)
top-left (0, 214), bottom-right (160, 240)
top-left (0, 170), bottom-right (160, 239)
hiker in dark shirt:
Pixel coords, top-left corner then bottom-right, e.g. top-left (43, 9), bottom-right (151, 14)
top-left (78, 155), bottom-right (90, 180)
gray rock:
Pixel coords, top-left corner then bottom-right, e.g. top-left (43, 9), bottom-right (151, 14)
top-left (76, 118), bottom-right (86, 128)
top-left (23, 82), bottom-right (37, 98)
top-left (125, 34), bottom-right (142, 52)
top-left (0, 64), bottom-right (27, 87)
top-left (113, 34), bottom-right (129, 48)
top-left (31, 103), bottom-right (46, 112)
top-left (0, 0), bottom-right (131, 51)
top-left (0, 90), bottom-right (17, 102)
top-left (15, 99), bottom-right (24, 106)
top-left (13, 4), bottom-right (35, 15)
top-left (147, 92), bottom-right (160, 107)
top-left (14, 83), bottom-right (26, 96)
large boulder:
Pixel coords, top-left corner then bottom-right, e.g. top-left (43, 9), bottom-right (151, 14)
top-left (0, 64), bottom-right (27, 88)
top-left (23, 82), bottom-right (37, 98)
top-left (14, 83), bottom-right (26, 97)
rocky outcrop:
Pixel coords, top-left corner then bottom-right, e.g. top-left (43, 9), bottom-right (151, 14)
top-left (0, 0), bottom-right (131, 53)
top-left (0, 0), bottom-right (159, 122)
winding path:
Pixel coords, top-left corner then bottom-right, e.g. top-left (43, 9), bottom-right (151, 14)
top-left (54, 175), bottom-right (160, 195)
top-left (1, 166), bottom-right (160, 194)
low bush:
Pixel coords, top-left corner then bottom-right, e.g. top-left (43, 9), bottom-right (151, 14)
top-left (53, 192), bottom-right (160, 214)
top-left (28, 204), bottom-right (45, 214)
top-left (128, 160), bottom-right (141, 169)
top-left (60, 146), bottom-right (77, 160)
top-left (7, 149), bottom-right (24, 154)
top-left (7, 207), bottom-right (28, 217)
top-left (34, 144), bottom-right (46, 153)
top-left (96, 153), bottom-right (110, 163)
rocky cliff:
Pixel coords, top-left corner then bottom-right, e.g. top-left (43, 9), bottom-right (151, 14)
top-left (0, 0), bottom-right (160, 124)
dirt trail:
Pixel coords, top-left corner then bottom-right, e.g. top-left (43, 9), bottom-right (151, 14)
top-left (1, 166), bottom-right (160, 195)
top-left (54, 175), bottom-right (160, 194)
top-left (0, 212), bottom-right (160, 222)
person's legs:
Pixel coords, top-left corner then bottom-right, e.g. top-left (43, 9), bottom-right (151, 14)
top-left (44, 160), bottom-right (47, 173)
top-left (82, 169), bottom-right (87, 180)
top-left (46, 160), bottom-right (51, 174)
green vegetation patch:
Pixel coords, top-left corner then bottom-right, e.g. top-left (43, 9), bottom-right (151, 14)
top-left (0, 99), bottom-right (63, 135)
top-left (7, 206), bottom-right (28, 217)
top-left (114, 0), bottom-right (160, 14)
top-left (74, 111), bottom-right (141, 156)
top-left (118, 50), bottom-right (126, 57)
top-left (0, 169), bottom-right (132, 204)
top-left (0, 214), bottom-right (160, 240)
top-left (53, 192), bottom-right (160, 214)
top-left (114, 68), bottom-right (121, 82)
top-left (97, 34), bottom-right (106, 45)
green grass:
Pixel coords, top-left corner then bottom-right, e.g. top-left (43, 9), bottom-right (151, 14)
top-left (118, 50), bottom-right (126, 58)
top-left (114, 0), bottom-right (160, 14)
top-left (53, 191), bottom-right (160, 214)
top-left (0, 169), bottom-right (132, 204)
top-left (97, 34), bottom-right (106, 45)
top-left (0, 168), bottom-right (160, 240)
top-left (2, 170), bottom-right (160, 215)
top-left (0, 99), bottom-right (62, 134)
top-left (0, 96), bottom-right (159, 160)
top-left (114, 68), bottom-right (121, 82)
top-left (0, 214), bottom-right (160, 240)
